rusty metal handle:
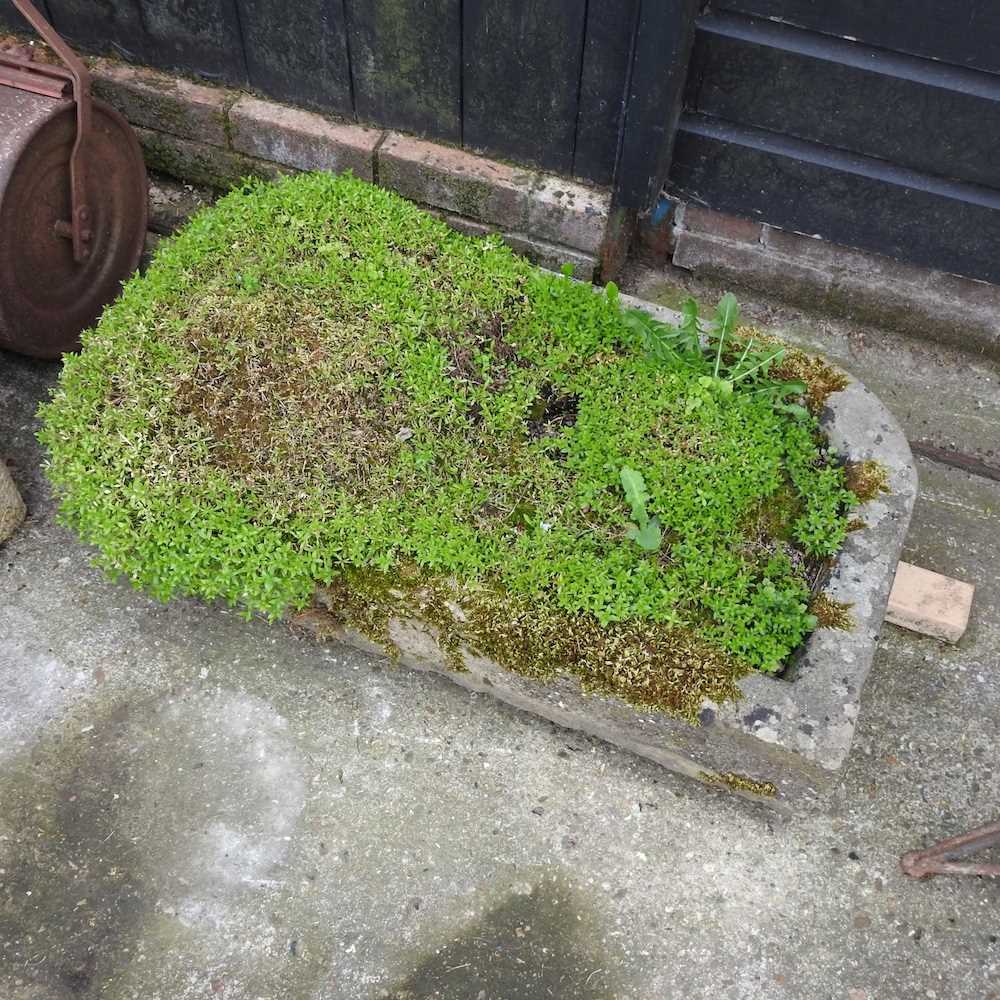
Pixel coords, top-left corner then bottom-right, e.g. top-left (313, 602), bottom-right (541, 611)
top-left (901, 819), bottom-right (1000, 879)
top-left (10, 0), bottom-right (92, 261)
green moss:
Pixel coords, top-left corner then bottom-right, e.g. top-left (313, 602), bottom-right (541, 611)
top-left (309, 568), bottom-right (745, 722)
top-left (845, 460), bottom-right (890, 502)
top-left (699, 771), bottom-right (777, 798)
top-left (38, 172), bottom-right (860, 718)
top-left (739, 327), bottom-right (850, 414)
top-left (808, 593), bottom-right (855, 630)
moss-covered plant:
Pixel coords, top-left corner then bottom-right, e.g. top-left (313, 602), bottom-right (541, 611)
top-left (39, 173), bottom-right (868, 721)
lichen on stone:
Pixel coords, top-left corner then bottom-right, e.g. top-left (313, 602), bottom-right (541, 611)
top-left (699, 770), bottom-right (778, 798)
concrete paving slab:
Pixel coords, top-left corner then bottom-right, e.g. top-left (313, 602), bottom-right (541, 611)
top-left (2, 351), bottom-right (999, 1000)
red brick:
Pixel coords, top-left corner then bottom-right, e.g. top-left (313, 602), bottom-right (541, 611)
top-left (886, 561), bottom-right (974, 642)
top-left (136, 129), bottom-right (289, 191)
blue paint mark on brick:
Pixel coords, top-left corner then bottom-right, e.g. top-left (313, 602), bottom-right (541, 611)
top-left (650, 194), bottom-right (674, 227)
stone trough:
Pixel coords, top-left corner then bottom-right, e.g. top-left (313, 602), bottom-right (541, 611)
top-left (313, 300), bottom-right (919, 812)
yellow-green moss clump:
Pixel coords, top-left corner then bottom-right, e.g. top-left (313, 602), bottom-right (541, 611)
top-left (39, 173), bottom-right (864, 721)
top-left (737, 327), bottom-right (850, 414)
top-left (845, 460), bottom-right (890, 502)
top-left (808, 593), bottom-right (856, 630)
top-left (700, 771), bottom-right (777, 797)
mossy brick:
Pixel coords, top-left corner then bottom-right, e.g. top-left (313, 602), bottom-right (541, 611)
top-left (90, 58), bottom-right (233, 148)
top-left (377, 132), bottom-right (532, 231)
top-left (136, 129), bottom-right (289, 191)
top-left (501, 232), bottom-right (597, 282)
top-left (526, 176), bottom-right (611, 255)
top-left (428, 210), bottom-right (597, 281)
top-left (229, 96), bottom-right (381, 181)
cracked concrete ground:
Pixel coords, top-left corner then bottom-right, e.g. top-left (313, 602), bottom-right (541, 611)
top-left (2, 315), bottom-right (999, 1000)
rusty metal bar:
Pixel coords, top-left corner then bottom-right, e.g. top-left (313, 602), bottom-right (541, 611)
top-left (0, 59), bottom-right (68, 98)
top-left (5, 0), bottom-right (92, 260)
top-left (900, 819), bottom-right (1000, 879)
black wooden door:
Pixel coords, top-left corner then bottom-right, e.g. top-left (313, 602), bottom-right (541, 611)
top-left (668, 2), bottom-right (1000, 284)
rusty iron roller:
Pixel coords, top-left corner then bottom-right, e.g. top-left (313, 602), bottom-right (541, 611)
top-left (0, 0), bottom-right (147, 358)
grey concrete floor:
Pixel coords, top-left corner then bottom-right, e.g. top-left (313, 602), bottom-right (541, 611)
top-left (2, 333), bottom-right (999, 1000)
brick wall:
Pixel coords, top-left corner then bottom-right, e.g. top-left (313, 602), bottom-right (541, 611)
top-left (91, 59), bottom-right (610, 282)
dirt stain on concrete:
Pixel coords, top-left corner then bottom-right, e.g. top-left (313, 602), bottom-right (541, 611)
top-left (0, 698), bottom-right (146, 998)
top-left (384, 872), bottom-right (619, 999)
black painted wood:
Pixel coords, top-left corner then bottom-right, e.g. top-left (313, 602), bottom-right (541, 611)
top-left (669, 114), bottom-right (1000, 284)
top-left (44, 0), bottom-right (150, 62)
top-left (463, 0), bottom-right (587, 174)
top-left (237, 0), bottom-right (353, 115)
top-left (688, 13), bottom-right (1000, 190)
top-left (573, 0), bottom-right (639, 185)
top-left (719, 0), bottom-right (1000, 77)
top-left (0, 1), bottom-right (53, 34)
top-left (135, 0), bottom-right (247, 84)
top-left (345, 0), bottom-right (460, 143)
top-left (614, 0), bottom-right (699, 210)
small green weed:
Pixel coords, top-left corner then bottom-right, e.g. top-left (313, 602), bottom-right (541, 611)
top-left (619, 467), bottom-right (662, 552)
top-left (624, 293), bottom-right (810, 419)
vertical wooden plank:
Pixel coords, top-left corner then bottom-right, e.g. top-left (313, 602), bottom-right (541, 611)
top-left (614, 0), bottom-right (699, 210)
top-left (345, 0), bottom-right (460, 142)
top-left (573, 0), bottom-right (640, 185)
top-left (0, 1), bottom-right (54, 35)
top-left (237, 0), bottom-right (353, 116)
top-left (43, 0), bottom-right (149, 61)
top-left (136, 0), bottom-right (247, 84)
top-left (463, 0), bottom-right (587, 174)
top-left (136, 0), bottom-right (247, 83)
